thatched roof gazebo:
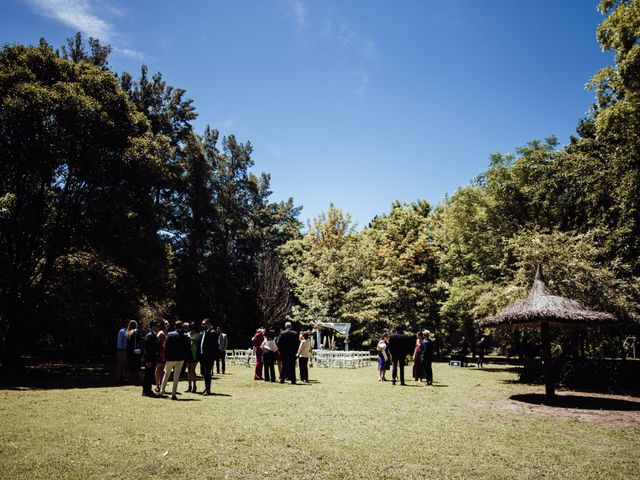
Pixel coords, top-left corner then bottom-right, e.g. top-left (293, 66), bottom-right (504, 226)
top-left (479, 265), bottom-right (616, 398)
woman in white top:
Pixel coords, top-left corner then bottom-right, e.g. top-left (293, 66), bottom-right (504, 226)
top-left (262, 331), bottom-right (278, 382)
top-left (377, 333), bottom-right (391, 381)
top-left (297, 332), bottom-right (312, 383)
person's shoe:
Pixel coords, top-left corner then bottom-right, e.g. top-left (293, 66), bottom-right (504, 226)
top-left (185, 386), bottom-right (192, 393)
top-left (280, 380), bottom-right (285, 384)
top-left (392, 381), bottom-right (396, 385)
top-left (201, 391), bottom-right (209, 396)
top-left (192, 387), bottom-right (197, 394)
top-left (401, 383), bottom-right (407, 386)
top-left (171, 395), bottom-right (178, 400)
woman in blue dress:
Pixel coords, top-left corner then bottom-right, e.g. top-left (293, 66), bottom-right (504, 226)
top-left (377, 333), bottom-right (391, 381)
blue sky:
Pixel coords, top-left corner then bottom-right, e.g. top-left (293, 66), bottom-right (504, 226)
top-left (1, 1), bottom-right (610, 226)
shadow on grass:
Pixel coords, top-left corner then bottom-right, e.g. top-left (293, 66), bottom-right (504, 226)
top-left (476, 366), bottom-right (522, 374)
top-left (0, 363), bottom-right (119, 390)
top-left (510, 393), bottom-right (640, 411)
top-left (0, 356), bottom-right (193, 391)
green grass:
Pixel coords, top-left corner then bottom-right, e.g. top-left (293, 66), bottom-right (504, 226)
top-left (1, 362), bottom-right (638, 479)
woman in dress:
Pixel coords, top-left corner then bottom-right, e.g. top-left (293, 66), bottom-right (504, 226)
top-left (155, 319), bottom-right (169, 393)
top-left (124, 320), bottom-right (141, 384)
top-left (421, 330), bottom-right (435, 386)
top-left (186, 322), bottom-right (200, 393)
top-left (376, 333), bottom-right (391, 381)
top-left (413, 331), bottom-right (425, 381)
top-left (252, 327), bottom-right (265, 380)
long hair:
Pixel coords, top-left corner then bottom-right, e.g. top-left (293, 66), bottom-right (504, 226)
top-left (125, 320), bottom-right (138, 339)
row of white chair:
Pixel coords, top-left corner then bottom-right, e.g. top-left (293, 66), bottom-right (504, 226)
top-left (223, 349), bottom-right (372, 368)
top-left (313, 350), bottom-right (371, 368)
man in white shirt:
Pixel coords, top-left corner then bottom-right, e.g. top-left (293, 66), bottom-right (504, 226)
top-left (216, 326), bottom-right (228, 374)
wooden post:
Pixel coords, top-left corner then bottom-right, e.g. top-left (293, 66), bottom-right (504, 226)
top-left (540, 321), bottom-right (554, 398)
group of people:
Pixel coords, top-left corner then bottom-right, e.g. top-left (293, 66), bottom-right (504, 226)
top-left (376, 326), bottom-right (434, 386)
top-left (251, 321), bottom-right (312, 384)
top-left (115, 318), bottom-right (228, 398)
top-left (118, 319), bottom-right (486, 396)
top-left (376, 327), bottom-right (489, 385)
top-left (116, 318), bottom-right (316, 399)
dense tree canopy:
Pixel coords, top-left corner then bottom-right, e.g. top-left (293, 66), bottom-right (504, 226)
top-left (1, 0), bottom-right (638, 367)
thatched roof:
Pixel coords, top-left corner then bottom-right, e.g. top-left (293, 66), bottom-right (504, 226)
top-left (479, 265), bottom-right (616, 328)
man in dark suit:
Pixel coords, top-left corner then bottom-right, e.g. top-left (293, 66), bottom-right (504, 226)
top-left (142, 320), bottom-right (161, 396)
top-left (277, 321), bottom-right (299, 384)
top-left (388, 325), bottom-right (410, 386)
top-left (197, 318), bottom-right (219, 396)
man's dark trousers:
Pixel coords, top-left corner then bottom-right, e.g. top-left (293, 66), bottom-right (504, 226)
top-left (391, 355), bottom-right (405, 385)
top-left (143, 362), bottom-right (156, 394)
top-left (201, 359), bottom-right (214, 393)
top-left (280, 353), bottom-right (296, 384)
top-left (216, 355), bottom-right (225, 374)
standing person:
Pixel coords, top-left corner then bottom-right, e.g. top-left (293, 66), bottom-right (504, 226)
top-left (413, 331), bottom-right (425, 382)
top-left (297, 332), bottom-right (312, 383)
top-left (476, 336), bottom-right (486, 369)
top-left (388, 326), bottom-right (410, 386)
top-left (277, 322), bottom-right (299, 384)
top-left (216, 326), bottom-right (228, 374)
top-left (161, 321), bottom-right (190, 400)
top-left (252, 327), bottom-right (265, 380)
top-left (197, 318), bottom-right (219, 396)
top-left (421, 330), bottom-right (435, 386)
top-left (155, 320), bottom-right (169, 393)
top-left (275, 330), bottom-right (283, 379)
top-left (458, 336), bottom-right (470, 367)
top-left (377, 333), bottom-right (391, 381)
top-left (115, 320), bottom-right (128, 383)
top-left (125, 320), bottom-right (142, 384)
top-left (186, 322), bottom-right (200, 393)
top-left (142, 320), bottom-right (161, 396)
top-left (262, 330), bottom-right (278, 382)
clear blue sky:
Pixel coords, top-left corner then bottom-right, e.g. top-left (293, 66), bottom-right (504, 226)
top-left (1, 1), bottom-right (610, 226)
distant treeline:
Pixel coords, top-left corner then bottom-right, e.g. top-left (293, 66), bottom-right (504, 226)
top-left (1, 1), bottom-right (639, 367)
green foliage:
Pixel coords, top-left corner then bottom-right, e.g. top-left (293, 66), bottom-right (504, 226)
top-left (0, 38), bottom-right (170, 360)
top-left (0, 34), bottom-right (302, 361)
top-left (280, 201), bottom-right (439, 345)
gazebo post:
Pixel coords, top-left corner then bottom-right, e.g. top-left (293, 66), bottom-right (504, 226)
top-left (540, 321), bottom-right (554, 398)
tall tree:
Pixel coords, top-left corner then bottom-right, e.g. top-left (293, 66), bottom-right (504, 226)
top-left (0, 40), bottom-right (169, 365)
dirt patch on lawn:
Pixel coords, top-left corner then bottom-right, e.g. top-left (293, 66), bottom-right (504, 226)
top-left (494, 390), bottom-right (640, 426)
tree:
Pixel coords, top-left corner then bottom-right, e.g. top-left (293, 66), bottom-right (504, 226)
top-left (253, 253), bottom-right (293, 328)
top-left (0, 40), bottom-right (170, 365)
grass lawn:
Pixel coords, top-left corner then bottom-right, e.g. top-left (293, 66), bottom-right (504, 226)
top-left (1, 361), bottom-right (639, 479)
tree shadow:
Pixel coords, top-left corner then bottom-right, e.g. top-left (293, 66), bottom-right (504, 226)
top-left (0, 360), bottom-right (121, 390)
top-left (510, 393), bottom-right (640, 411)
top-left (0, 356), bottom-right (194, 391)
top-left (476, 366), bottom-right (522, 374)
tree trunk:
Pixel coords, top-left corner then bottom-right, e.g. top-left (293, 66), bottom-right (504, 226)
top-left (540, 321), bottom-right (554, 398)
